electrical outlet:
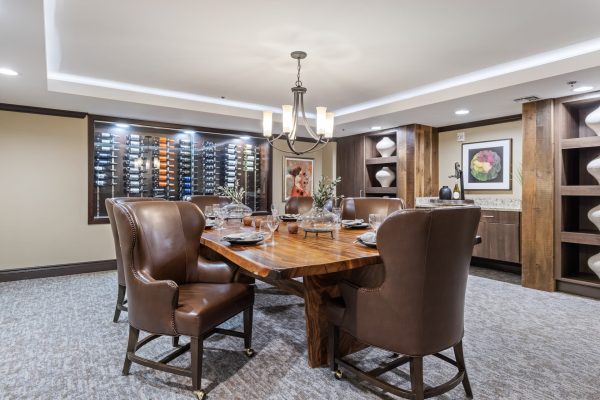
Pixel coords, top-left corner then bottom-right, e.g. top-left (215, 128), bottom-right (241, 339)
top-left (456, 131), bottom-right (465, 142)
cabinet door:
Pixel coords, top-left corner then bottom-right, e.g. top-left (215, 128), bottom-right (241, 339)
top-left (487, 223), bottom-right (520, 263)
top-left (472, 221), bottom-right (488, 258)
top-left (336, 135), bottom-right (365, 197)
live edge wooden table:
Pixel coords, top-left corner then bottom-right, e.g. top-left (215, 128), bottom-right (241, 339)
top-left (200, 225), bottom-right (380, 368)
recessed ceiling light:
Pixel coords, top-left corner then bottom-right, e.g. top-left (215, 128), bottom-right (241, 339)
top-left (0, 68), bottom-right (19, 76)
top-left (240, 136), bottom-right (251, 140)
top-left (183, 130), bottom-right (195, 134)
top-left (573, 86), bottom-right (594, 92)
top-left (371, 126), bottom-right (382, 130)
top-left (455, 109), bottom-right (470, 115)
top-left (115, 123), bottom-right (130, 128)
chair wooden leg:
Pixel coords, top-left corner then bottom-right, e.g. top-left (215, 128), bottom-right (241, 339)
top-left (243, 307), bottom-right (254, 357)
top-left (122, 325), bottom-right (139, 375)
top-left (454, 340), bottom-right (473, 398)
top-left (172, 336), bottom-right (179, 347)
top-left (113, 284), bottom-right (126, 323)
top-left (328, 323), bottom-right (340, 372)
top-left (191, 336), bottom-right (206, 399)
top-left (410, 356), bottom-right (424, 400)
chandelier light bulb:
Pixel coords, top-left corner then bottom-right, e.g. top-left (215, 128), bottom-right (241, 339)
top-left (316, 107), bottom-right (327, 135)
top-left (262, 111), bottom-right (273, 137)
top-left (282, 105), bottom-right (293, 134)
top-left (324, 112), bottom-right (334, 139)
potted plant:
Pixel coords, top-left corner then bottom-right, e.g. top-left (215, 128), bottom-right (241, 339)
top-left (299, 176), bottom-right (341, 232)
top-left (216, 180), bottom-right (252, 219)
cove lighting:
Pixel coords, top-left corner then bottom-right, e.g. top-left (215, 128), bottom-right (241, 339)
top-left (240, 136), bottom-right (251, 140)
top-left (115, 123), bottom-right (130, 128)
top-left (455, 109), bottom-right (470, 115)
top-left (573, 86), bottom-right (594, 92)
top-left (183, 130), bottom-right (195, 134)
top-left (371, 126), bottom-right (382, 130)
top-left (0, 68), bottom-right (19, 76)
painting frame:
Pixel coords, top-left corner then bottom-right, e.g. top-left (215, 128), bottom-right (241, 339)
top-left (461, 139), bottom-right (512, 191)
top-left (283, 156), bottom-right (314, 201)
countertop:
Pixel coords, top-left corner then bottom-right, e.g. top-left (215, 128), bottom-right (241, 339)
top-left (415, 197), bottom-right (521, 212)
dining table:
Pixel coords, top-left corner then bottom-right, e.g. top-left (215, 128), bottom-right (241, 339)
top-left (199, 221), bottom-right (482, 368)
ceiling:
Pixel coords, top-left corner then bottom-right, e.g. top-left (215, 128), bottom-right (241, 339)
top-left (1, 0), bottom-right (600, 136)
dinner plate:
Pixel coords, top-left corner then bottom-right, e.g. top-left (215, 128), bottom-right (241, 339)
top-left (356, 238), bottom-right (377, 248)
top-left (342, 223), bottom-right (370, 229)
top-left (222, 233), bottom-right (265, 245)
top-left (204, 222), bottom-right (215, 230)
top-left (280, 214), bottom-right (299, 222)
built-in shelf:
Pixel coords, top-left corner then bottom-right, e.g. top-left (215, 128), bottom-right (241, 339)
top-left (365, 186), bottom-right (397, 194)
top-left (556, 275), bottom-right (600, 289)
top-left (561, 186), bottom-right (600, 196)
top-left (561, 231), bottom-right (600, 246)
top-left (561, 136), bottom-right (600, 149)
top-left (365, 156), bottom-right (397, 165)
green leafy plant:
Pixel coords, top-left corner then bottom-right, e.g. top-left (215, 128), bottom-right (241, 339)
top-left (313, 176), bottom-right (341, 209)
top-left (216, 179), bottom-right (246, 204)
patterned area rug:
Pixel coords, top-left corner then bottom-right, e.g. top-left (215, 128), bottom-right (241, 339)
top-left (0, 269), bottom-right (599, 399)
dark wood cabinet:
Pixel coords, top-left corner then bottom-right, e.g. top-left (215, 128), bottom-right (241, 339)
top-left (472, 210), bottom-right (521, 263)
top-left (335, 135), bottom-right (365, 197)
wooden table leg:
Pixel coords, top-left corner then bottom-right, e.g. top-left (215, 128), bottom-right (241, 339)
top-left (303, 272), bottom-right (365, 367)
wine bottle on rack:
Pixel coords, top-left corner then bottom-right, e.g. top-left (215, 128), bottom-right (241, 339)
top-left (124, 173), bottom-right (141, 180)
top-left (129, 134), bottom-right (141, 140)
top-left (95, 180), bottom-right (117, 187)
top-left (125, 154), bottom-right (147, 161)
top-left (95, 173), bottom-right (117, 180)
top-left (123, 167), bottom-right (143, 174)
top-left (94, 165), bottom-right (116, 172)
top-left (95, 160), bottom-right (117, 166)
top-left (95, 152), bottom-right (116, 159)
top-left (127, 147), bottom-right (142, 154)
top-left (126, 181), bottom-right (141, 188)
top-left (98, 132), bottom-right (116, 138)
top-left (126, 188), bottom-right (142, 194)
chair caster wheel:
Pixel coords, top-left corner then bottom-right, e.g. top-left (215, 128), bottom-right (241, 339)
top-left (244, 348), bottom-right (255, 357)
top-left (193, 389), bottom-right (206, 399)
top-left (334, 369), bottom-right (343, 380)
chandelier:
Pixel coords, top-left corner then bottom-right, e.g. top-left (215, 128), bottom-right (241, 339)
top-left (262, 51), bottom-right (333, 155)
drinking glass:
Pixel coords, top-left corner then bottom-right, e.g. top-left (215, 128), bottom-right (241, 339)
top-left (369, 214), bottom-right (384, 232)
top-left (332, 207), bottom-right (342, 227)
top-left (271, 204), bottom-right (279, 218)
top-left (204, 205), bottom-right (213, 218)
top-left (266, 215), bottom-right (280, 241)
top-left (214, 208), bottom-right (225, 233)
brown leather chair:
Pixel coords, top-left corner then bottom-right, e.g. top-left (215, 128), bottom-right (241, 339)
top-left (106, 197), bottom-right (165, 323)
top-left (327, 207), bottom-right (481, 400)
top-left (112, 201), bottom-right (255, 399)
top-left (340, 197), bottom-right (405, 220)
top-left (284, 196), bottom-right (332, 214)
top-left (186, 195), bottom-right (230, 212)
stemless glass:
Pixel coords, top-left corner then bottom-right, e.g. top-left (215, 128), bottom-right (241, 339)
top-left (266, 215), bottom-right (280, 241)
top-left (214, 208), bottom-right (225, 233)
top-left (204, 205), bottom-right (213, 219)
top-left (369, 213), bottom-right (384, 232)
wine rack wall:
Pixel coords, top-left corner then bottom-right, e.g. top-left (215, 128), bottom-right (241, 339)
top-left (88, 117), bottom-right (271, 224)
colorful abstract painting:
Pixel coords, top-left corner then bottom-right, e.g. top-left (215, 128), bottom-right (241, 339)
top-left (283, 157), bottom-right (314, 201)
top-left (462, 139), bottom-right (512, 190)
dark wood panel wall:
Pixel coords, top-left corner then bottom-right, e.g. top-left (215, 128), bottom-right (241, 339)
top-left (336, 134), bottom-right (365, 197)
top-left (522, 100), bottom-right (555, 291)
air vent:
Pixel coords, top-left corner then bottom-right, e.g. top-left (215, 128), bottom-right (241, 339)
top-left (513, 96), bottom-right (541, 103)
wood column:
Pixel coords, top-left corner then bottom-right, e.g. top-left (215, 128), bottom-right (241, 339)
top-left (397, 124), bottom-right (438, 207)
top-left (521, 100), bottom-right (555, 291)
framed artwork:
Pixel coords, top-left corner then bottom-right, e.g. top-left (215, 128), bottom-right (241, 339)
top-left (283, 157), bottom-right (314, 201)
top-left (462, 139), bottom-right (512, 190)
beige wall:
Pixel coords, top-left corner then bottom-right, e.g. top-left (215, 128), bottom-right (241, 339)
top-left (0, 111), bottom-right (115, 270)
top-left (271, 139), bottom-right (337, 213)
top-left (438, 120), bottom-right (523, 199)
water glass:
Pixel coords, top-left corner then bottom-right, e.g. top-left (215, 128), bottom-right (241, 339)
top-left (369, 214), bottom-right (384, 232)
top-left (214, 209), bottom-right (225, 232)
top-left (204, 205), bottom-right (213, 218)
top-left (266, 215), bottom-right (280, 241)
top-left (271, 204), bottom-right (279, 218)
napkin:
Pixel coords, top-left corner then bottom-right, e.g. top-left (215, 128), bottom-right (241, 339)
top-left (358, 232), bottom-right (376, 244)
top-left (342, 219), bottom-right (364, 226)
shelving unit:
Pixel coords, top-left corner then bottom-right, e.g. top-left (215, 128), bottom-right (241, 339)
top-left (363, 129), bottom-right (399, 198)
top-left (554, 92), bottom-right (600, 299)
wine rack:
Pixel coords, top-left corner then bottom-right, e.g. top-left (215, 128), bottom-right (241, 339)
top-left (88, 117), bottom-right (271, 224)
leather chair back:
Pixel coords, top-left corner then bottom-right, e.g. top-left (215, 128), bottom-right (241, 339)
top-left (113, 201), bottom-right (206, 334)
top-left (105, 197), bottom-right (165, 286)
top-left (362, 207), bottom-right (480, 355)
top-left (285, 196), bottom-right (314, 214)
top-left (186, 195), bottom-right (230, 212)
top-left (340, 197), bottom-right (405, 220)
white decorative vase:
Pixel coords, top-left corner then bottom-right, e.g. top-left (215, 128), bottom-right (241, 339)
top-left (585, 106), bottom-right (600, 136)
top-left (375, 136), bottom-right (396, 157)
top-left (587, 156), bottom-right (600, 184)
top-left (587, 253), bottom-right (600, 279)
top-left (588, 204), bottom-right (600, 230)
top-left (375, 167), bottom-right (395, 187)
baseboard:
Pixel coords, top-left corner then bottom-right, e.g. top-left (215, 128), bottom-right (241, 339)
top-left (0, 259), bottom-right (117, 282)
top-left (471, 257), bottom-right (521, 274)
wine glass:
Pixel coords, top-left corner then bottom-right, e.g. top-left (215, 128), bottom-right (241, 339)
top-left (204, 205), bottom-right (213, 219)
top-left (266, 215), bottom-right (280, 241)
top-left (369, 214), bottom-right (384, 232)
top-left (271, 204), bottom-right (279, 218)
top-left (214, 208), bottom-right (225, 233)
top-left (332, 207), bottom-right (342, 227)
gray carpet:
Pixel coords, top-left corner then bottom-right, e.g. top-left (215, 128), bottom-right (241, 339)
top-left (1, 269), bottom-right (599, 400)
